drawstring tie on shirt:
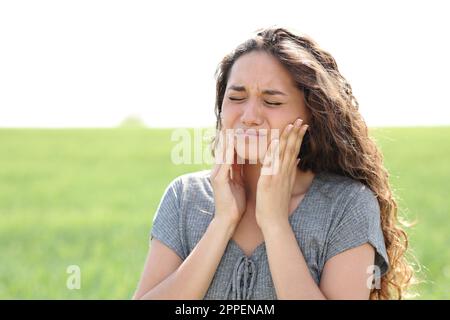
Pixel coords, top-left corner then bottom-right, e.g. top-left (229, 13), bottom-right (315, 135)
top-left (224, 255), bottom-right (257, 299)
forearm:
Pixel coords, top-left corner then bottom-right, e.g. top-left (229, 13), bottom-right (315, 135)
top-left (139, 217), bottom-right (235, 300)
top-left (261, 220), bottom-right (327, 300)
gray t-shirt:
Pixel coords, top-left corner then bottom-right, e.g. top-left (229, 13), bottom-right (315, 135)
top-left (150, 169), bottom-right (389, 300)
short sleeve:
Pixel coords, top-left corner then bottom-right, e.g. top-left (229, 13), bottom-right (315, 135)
top-left (324, 184), bottom-right (390, 276)
top-left (150, 177), bottom-right (186, 260)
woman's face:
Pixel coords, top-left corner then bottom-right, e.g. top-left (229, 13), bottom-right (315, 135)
top-left (221, 50), bottom-right (310, 163)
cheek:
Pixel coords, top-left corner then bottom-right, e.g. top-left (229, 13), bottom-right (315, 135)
top-left (220, 104), bottom-right (240, 128)
top-left (266, 106), bottom-right (303, 131)
top-left (264, 110), bottom-right (288, 137)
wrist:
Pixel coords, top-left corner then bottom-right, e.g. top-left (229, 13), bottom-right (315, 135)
top-left (259, 216), bottom-right (290, 236)
top-left (211, 216), bottom-right (237, 239)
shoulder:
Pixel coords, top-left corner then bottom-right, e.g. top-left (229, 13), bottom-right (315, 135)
top-left (165, 169), bottom-right (214, 204)
top-left (167, 170), bottom-right (217, 250)
top-left (315, 171), bottom-right (379, 212)
top-left (313, 172), bottom-right (382, 243)
top-left (169, 169), bottom-right (212, 191)
top-left (176, 169), bottom-right (212, 185)
top-left (316, 172), bottom-right (388, 275)
top-left (309, 171), bottom-right (381, 230)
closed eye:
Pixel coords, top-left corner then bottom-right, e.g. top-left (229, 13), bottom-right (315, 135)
top-left (228, 97), bottom-right (283, 106)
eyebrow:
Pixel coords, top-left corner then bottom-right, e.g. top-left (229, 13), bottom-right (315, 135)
top-left (227, 85), bottom-right (287, 96)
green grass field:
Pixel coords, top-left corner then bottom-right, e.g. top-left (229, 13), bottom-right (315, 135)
top-left (0, 127), bottom-right (449, 299)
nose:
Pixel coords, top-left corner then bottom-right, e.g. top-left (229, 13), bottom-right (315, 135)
top-left (240, 100), bottom-right (264, 127)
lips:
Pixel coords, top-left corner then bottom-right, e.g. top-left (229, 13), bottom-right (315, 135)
top-left (234, 128), bottom-right (267, 137)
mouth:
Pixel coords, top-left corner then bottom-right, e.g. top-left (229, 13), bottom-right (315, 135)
top-left (234, 128), bottom-right (268, 137)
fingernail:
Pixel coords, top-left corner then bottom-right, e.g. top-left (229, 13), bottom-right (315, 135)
top-left (295, 119), bottom-right (303, 127)
top-left (287, 124), bottom-right (294, 132)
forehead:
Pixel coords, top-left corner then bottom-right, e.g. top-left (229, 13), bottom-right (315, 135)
top-left (227, 51), bottom-right (296, 90)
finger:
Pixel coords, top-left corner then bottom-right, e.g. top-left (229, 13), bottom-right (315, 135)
top-left (284, 121), bottom-right (305, 170)
top-left (213, 128), bottom-right (226, 165)
top-left (278, 123), bottom-right (293, 161)
top-left (231, 149), bottom-right (243, 184)
top-left (262, 138), bottom-right (280, 176)
top-left (211, 163), bottom-right (221, 179)
top-left (212, 129), bottom-right (225, 179)
top-left (211, 129), bottom-right (226, 179)
top-left (217, 130), bottom-right (234, 179)
top-left (287, 123), bottom-right (308, 170)
top-left (282, 118), bottom-right (303, 169)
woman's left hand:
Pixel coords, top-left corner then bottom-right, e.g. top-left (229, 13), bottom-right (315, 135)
top-left (255, 118), bottom-right (309, 230)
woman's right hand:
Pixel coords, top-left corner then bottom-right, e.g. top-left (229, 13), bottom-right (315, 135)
top-left (210, 129), bottom-right (246, 229)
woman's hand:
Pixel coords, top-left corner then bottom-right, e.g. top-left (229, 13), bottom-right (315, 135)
top-left (255, 118), bottom-right (309, 230)
top-left (210, 129), bottom-right (246, 229)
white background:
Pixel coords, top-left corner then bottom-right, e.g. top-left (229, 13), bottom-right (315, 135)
top-left (0, 0), bottom-right (449, 128)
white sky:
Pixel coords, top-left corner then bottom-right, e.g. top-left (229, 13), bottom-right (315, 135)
top-left (0, 0), bottom-right (449, 128)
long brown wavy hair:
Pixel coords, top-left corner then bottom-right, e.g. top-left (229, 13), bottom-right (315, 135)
top-left (212, 26), bottom-right (415, 299)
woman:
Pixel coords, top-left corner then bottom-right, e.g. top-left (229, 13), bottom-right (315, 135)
top-left (133, 26), bottom-right (413, 300)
